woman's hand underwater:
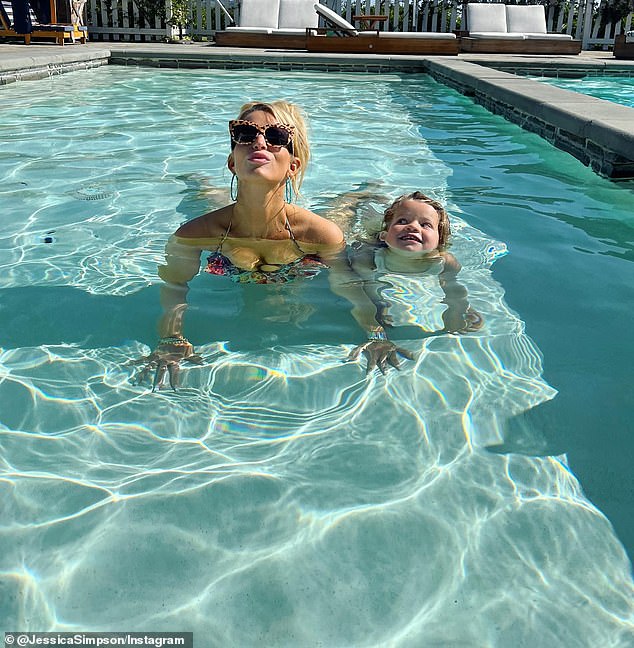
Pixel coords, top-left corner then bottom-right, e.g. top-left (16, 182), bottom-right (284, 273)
top-left (132, 337), bottom-right (203, 391)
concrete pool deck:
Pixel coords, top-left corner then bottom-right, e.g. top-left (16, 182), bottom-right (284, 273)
top-left (1, 42), bottom-right (633, 178)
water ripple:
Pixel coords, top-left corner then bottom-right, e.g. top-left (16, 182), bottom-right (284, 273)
top-left (0, 67), bottom-right (632, 645)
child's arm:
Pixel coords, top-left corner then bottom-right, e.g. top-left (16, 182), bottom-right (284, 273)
top-left (327, 244), bottom-right (385, 334)
top-left (348, 250), bottom-right (391, 328)
top-left (334, 244), bottom-right (415, 373)
top-left (439, 253), bottom-right (484, 333)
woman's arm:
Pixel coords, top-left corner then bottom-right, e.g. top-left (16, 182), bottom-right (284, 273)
top-left (156, 235), bottom-right (204, 337)
top-left (317, 181), bottom-right (385, 239)
top-left (133, 235), bottom-right (205, 391)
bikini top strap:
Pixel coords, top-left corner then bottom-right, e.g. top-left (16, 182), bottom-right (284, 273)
top-left (215, 220), bottom-right (232, 253)
top-left (285, 218), bottom-right (305, 255)
top-left (217, 217), bottom-right (303, 255)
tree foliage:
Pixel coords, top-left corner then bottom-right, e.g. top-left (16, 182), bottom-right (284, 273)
top-left (599, 0), bottom-right (634, 25)
top-left (134, 0), bottom-right (190, 33)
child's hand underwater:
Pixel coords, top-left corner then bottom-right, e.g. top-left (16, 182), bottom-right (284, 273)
top-left (348, 339), bottom-right (415, 375)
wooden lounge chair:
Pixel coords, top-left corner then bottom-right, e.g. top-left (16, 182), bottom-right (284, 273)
top-left (306, 3), bottom-right (459, 55)
top-left (0, 0), bottom-right (87, 44)
top-left (214, 0), bottom-right (318, 49)
top-left (460, 3), bottom-right (580, 54)
top-left (614, 31), bottom-right (634, 60)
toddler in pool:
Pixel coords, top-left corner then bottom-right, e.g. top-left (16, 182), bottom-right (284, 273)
top-left (347, 191), bottom-right (482, 372)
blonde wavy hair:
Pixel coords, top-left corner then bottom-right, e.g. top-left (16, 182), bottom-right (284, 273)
top-left (382, 191), bottom-right (451, 249)
top-left (231, 100), bottom-right (310, 199)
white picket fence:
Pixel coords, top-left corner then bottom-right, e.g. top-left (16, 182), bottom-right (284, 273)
top-left (86, 0), bottom-right (633, 50)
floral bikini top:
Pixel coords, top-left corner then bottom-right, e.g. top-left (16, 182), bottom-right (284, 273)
top-left (205, 219), bottom-right (328, 285)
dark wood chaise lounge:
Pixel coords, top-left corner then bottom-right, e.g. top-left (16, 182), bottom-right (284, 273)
top-left (306, 29), bottom-right (459, 55)
top-left (0, 0), bottom-right (87, 44)
top-left (613, 32), bottom-right (634, 59)
top-left (460, 3), bottom-right (581, 55)
top-left (306, 3), bottom-right (459, 55)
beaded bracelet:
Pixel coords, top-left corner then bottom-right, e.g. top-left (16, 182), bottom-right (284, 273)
top-left (158, 336), bottom-right (190, 346)
top-left (367, 326), bottom-right (387, 341)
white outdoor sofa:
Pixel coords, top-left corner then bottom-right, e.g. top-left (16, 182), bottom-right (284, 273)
top-left (213, 0), bottom-right (459, 54)
top-left (306, 3), bottom-right (459, 55)
top-left (214, 0), bottom-right (318, 49)
top-left (460, 3), bottom-right (581, 54)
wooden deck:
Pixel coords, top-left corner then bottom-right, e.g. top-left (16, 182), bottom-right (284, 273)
top-left (306, 32), bottom-right (459, 56)
top-left (213, 30), bottom-right (307, 50)
top-left (460, 37), bottom-right (581, 55)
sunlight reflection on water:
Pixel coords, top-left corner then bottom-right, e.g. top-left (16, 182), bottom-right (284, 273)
top-left (0, 67), bottom-right (632, 645)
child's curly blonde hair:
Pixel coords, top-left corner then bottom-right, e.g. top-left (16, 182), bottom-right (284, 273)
top-left (382, 191), bottom-right (451, 248)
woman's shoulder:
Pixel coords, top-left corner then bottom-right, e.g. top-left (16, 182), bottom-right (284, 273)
top-left (175, 206), bottom-right (232, 239)
top-left (297, 207), bottom-right (344, 244)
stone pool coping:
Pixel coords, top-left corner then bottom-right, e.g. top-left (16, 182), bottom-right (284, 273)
top-left (1, 42), bottom-right (633, 179)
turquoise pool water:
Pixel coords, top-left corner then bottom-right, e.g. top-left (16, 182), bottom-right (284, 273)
top-left (532, 74), bottom-right (634, 107)
top-left (0, 67), bottom-right (633, 644)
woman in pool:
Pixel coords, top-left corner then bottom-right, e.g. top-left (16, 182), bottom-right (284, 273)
top-left (347, 191), bottom-right (483, 373)
top-left (136, 100), bottom-right (348, 390)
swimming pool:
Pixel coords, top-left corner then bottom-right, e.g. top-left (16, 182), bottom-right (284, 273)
top-left (1, 67), bottom-right (633, 644)
top-left (531, 74), bottom-right (634, 108)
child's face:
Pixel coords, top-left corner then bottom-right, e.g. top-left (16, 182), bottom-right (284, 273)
top-left (382, 200), bottom-right (440, 253)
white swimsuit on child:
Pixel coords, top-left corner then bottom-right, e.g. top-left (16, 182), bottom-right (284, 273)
top-left (373, 248), bottom-right (447, 332)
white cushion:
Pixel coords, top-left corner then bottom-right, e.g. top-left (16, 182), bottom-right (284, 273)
top-left (271, 28), bottom-right (310, 34)
top-left (378, 31), bottom-right (456, 40)
top-left (506, 5), bottom-right (547, 34)
top-left (225, 26), bottom-right (274, 33)
top-left (314, 3), bottom-right (358, 35)
top-left (523, 32), bottom-right (573, 40)
top-left (239, 0), bottom-right (280, 28)
top-left (624, 30), bottom-right (633, 43)
top-left (467, 3), bottom-right (507, 33)
top-left (278, 0), bottom-right (318, 28)
top-left (469, 32), bottom-right (525, 40)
